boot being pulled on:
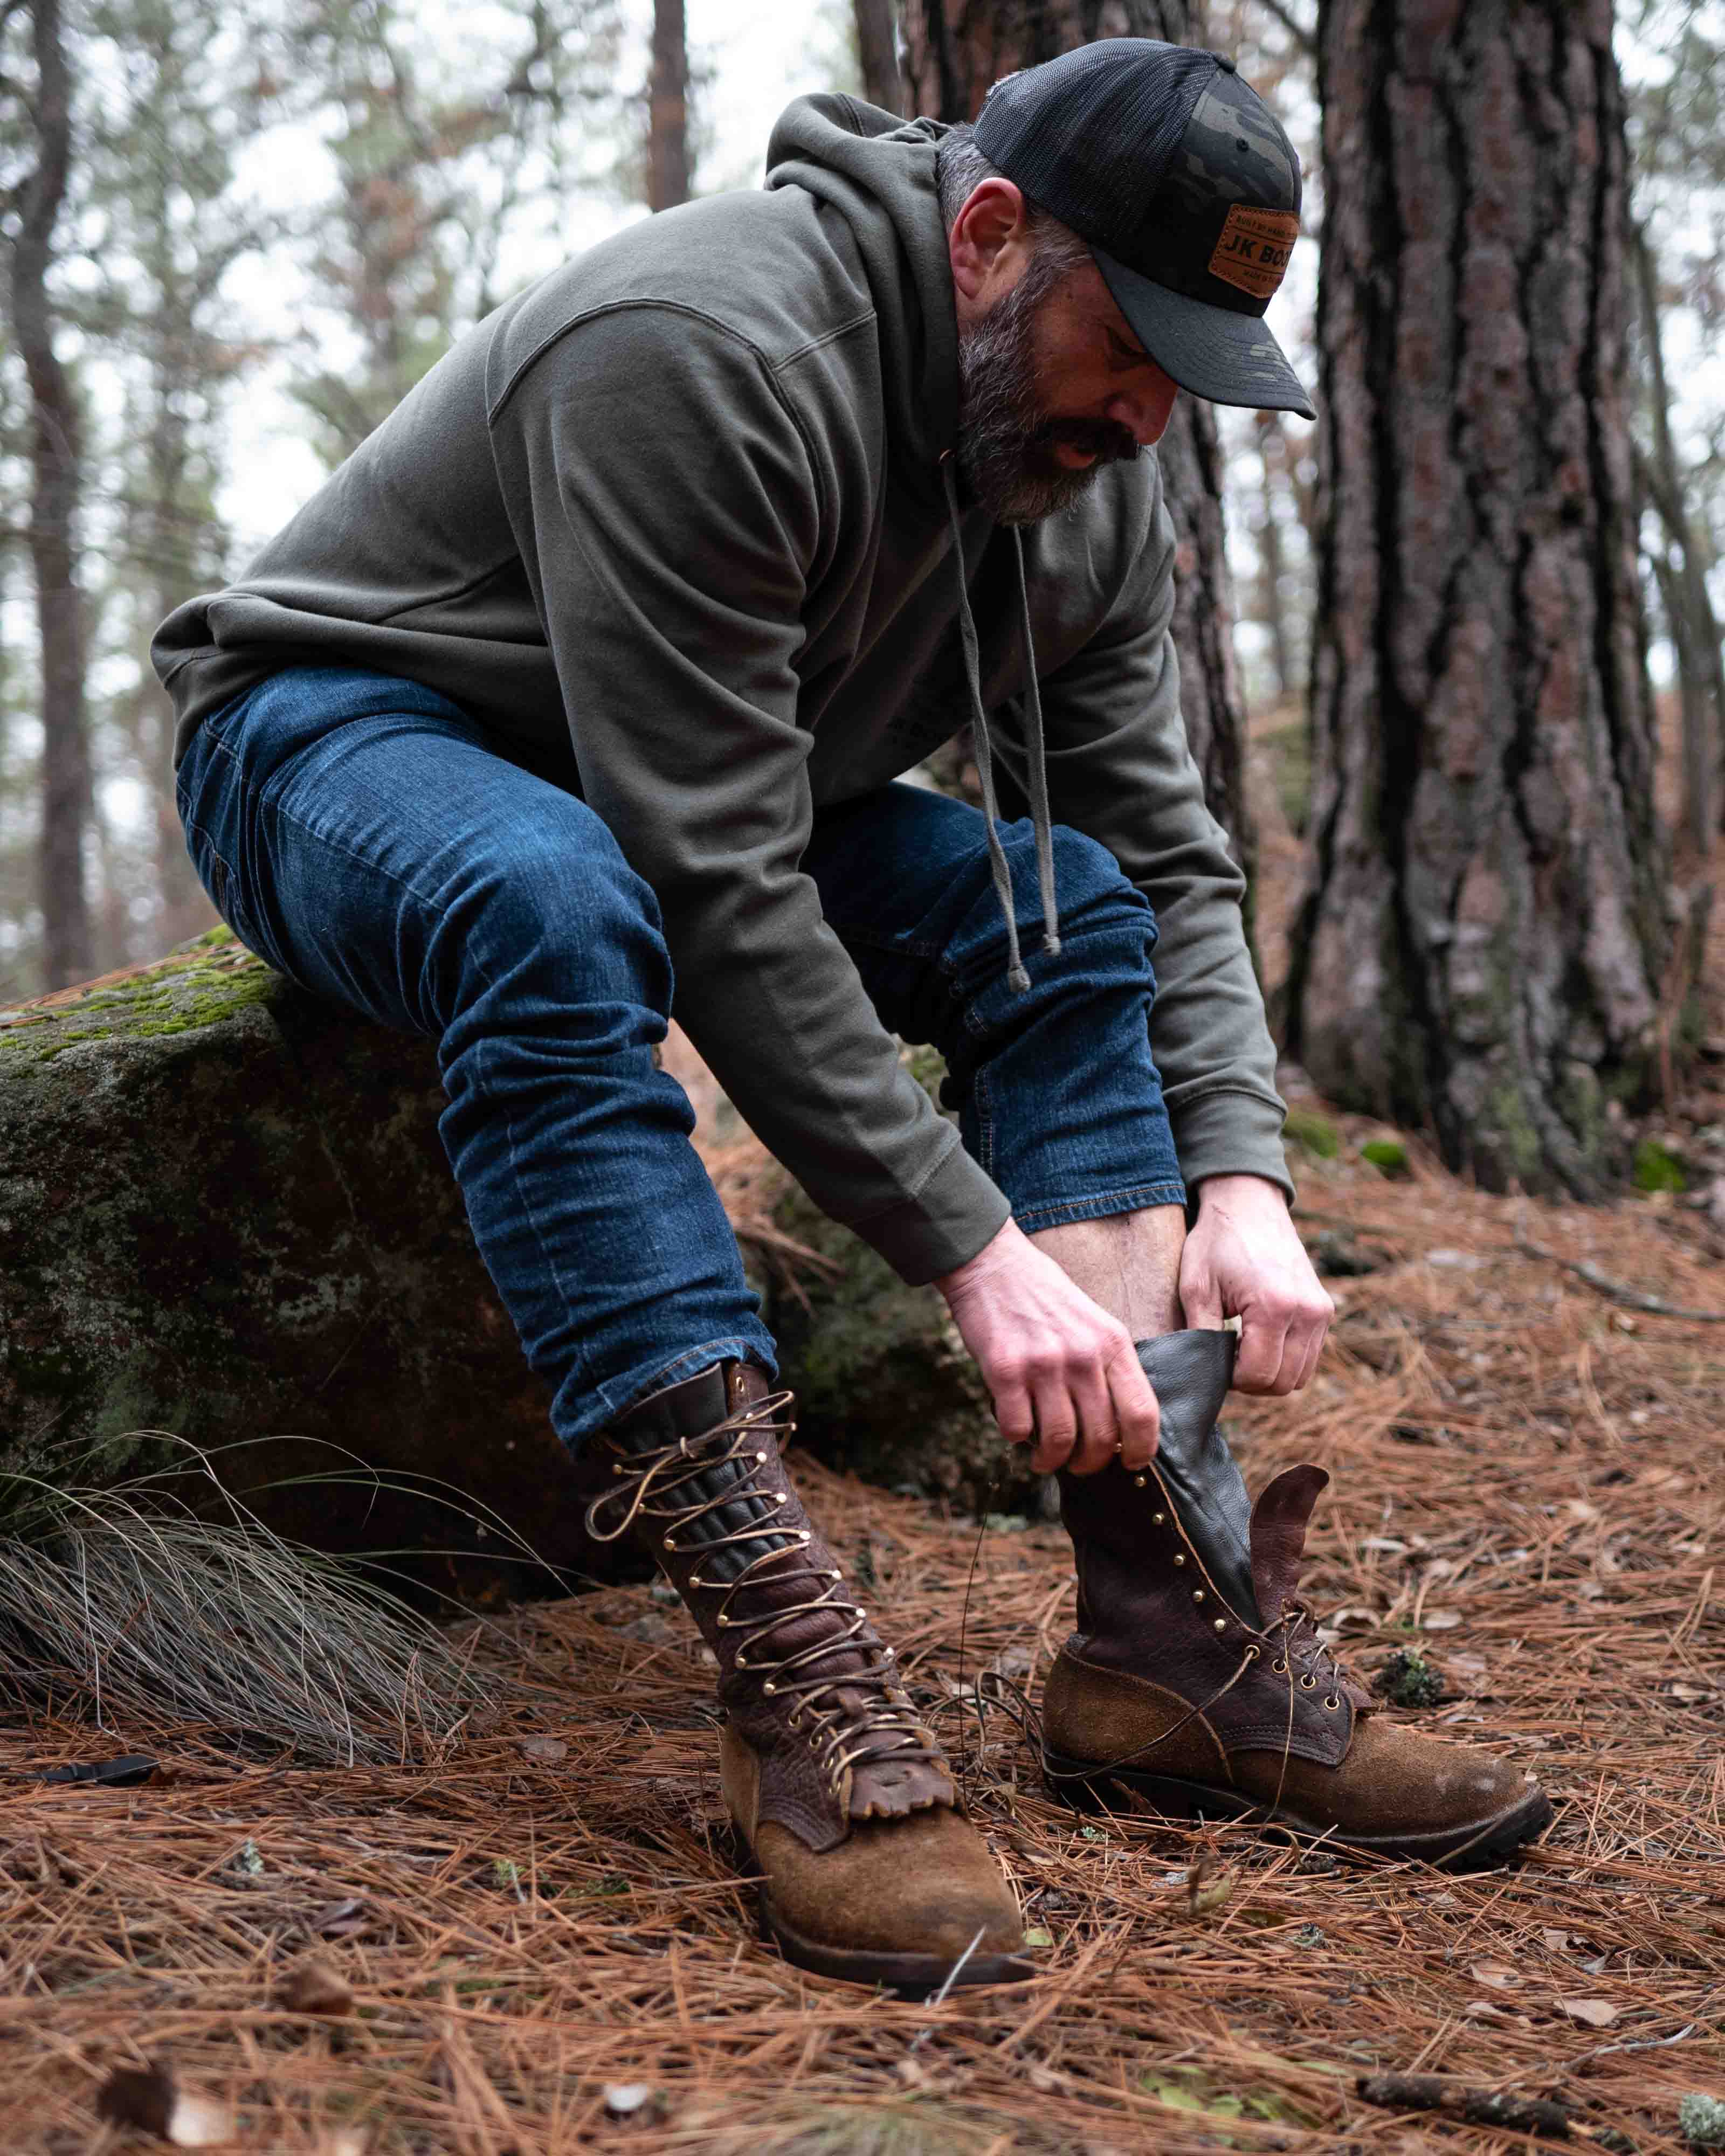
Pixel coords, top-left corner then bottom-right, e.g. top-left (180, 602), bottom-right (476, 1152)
top-left (583, 1360), bottom-right (1030, 1993)
top-left (1042, 1330), bottom-right (1552, 1867)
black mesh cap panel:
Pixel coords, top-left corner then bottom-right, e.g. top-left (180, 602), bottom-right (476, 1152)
top-left (974, 38), bottom-right (1213, 249)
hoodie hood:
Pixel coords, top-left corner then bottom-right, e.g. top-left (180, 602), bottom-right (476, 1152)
top-left (765, 94), bottom-right (960, 514)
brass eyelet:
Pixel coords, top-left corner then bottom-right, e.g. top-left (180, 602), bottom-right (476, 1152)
top-left (1152, 1512), bottom-right (1165, 1526)
top-left (1300, 1674), bottom-right (1316, 1690)
top-left (1212, 1618), bottom-right (1226, 1634)
top-left (663, 1536), bottom-right (675, 1551)
top-left (798, 1529), bottom-right (812, 1542)
top-left (1192, 1590), bottom-right (1205, 1605)
top-left (1172, 1553), bottom-right (1186, 1568)
top-left (763, 1681), bottom-right (776, 1695)
top-left (756, 1450), bottom-right (767, 1463)
top-left (1132, 1474), bottom-right (1147, 1488)
top-left (1272, 1657), bottom-right (1288, 1674)
top-left (1323, 1695), bottom-right (1340, 1711)
top-left (1243, 1644), bottom-right (1260, 1662)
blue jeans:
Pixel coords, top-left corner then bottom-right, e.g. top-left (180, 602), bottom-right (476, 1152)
top-left (175, 666), bottom-right (1185, 1455)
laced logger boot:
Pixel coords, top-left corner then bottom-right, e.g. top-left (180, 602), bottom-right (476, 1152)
top-left (583, 1360), bottom-right (1030, 1993)
top-left (1043, 1330), bottom-right (1553, 1868)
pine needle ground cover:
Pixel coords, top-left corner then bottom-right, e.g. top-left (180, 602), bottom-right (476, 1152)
top-left (3, 1155), bottom-right (1721, 2153)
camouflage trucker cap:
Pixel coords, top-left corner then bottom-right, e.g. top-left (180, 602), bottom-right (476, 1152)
top-left (972, 38), bottom-right (1315, 420)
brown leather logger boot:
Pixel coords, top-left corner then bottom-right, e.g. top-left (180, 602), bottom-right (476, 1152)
top-left (583, 1360), bottom-right (1031, 1993)
top-left (1043, 1330), bottom-right (1553, 1867)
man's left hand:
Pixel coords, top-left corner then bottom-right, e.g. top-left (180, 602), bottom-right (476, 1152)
top-left (1178, 1174), bottom-right (1333, 1394)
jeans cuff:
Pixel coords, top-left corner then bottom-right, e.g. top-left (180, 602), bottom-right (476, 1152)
top-left (571, 1335), bottom-right (781, 1450)
top-left (1011, 1180), bottom-right (1189, 1232)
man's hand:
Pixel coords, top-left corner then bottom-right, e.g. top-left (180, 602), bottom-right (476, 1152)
top-left (1179, 1173), bottom-right (1333, 1394)
top-left (934, 1219), bottom-right (1161, 1475)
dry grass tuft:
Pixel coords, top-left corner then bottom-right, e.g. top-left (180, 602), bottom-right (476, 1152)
top-left (3, 1150), bottom-right (1721, 2152)
top-left (0, 1458), bottom-right (498, 1766)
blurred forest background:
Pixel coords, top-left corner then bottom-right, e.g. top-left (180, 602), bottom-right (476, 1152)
top-left (2, 0), bottom-right (1722, 1198)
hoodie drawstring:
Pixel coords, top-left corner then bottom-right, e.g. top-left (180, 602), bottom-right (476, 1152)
top-left (941, 457), bottom-right (1061, 994)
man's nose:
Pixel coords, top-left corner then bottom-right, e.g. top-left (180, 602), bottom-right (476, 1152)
top-left (1108, 367), bottom-right (1180, 447)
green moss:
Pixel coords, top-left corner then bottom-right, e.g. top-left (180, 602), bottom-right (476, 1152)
top-left (1374, 1646), bottom-right (1444, 1708)
top-left (1283, 1107), bottom-right (1339, 1159)
top-left (5, 948), bottom-right (281, 1061)
top-left (1633, 1138), bottom-right (1687, 1194)
top-left (1359, 1137), bottom-right (1409, 1177)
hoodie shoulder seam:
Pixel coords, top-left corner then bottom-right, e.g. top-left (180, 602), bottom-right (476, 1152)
top-left (487, 298), bottom-right (804, 427)
top-left (769, 306), bottom-right (877, 374)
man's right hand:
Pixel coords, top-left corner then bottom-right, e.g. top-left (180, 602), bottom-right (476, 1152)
top-left (933, 1219), bottom-right (1160, 1476)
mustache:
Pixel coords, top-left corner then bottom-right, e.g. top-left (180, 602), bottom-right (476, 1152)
top-left (1038, 418), bottom-right (1142, 467)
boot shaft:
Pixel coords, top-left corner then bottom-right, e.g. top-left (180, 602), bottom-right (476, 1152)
top-left (1058, 1329), bottom-right (1364, 1768)
top-left (584, 1360), bottom-right (956, 1847)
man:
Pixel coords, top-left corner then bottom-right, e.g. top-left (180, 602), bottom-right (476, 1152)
top-left (159, 39), bottom-right (1549, 1996)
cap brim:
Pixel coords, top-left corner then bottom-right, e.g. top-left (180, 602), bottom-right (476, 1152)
top-left (1093, 245), bottom-right (1316, 421)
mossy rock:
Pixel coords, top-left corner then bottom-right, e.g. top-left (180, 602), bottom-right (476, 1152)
top-left (1282, 1106), bottom-right (1340, 1159)
top-left (765, 1185), bottom-right (1043, 1517)
top-left (1632, 1137), bottom-right (1687, 1194)
top-left (0, 930), bottom-right (633, 1605)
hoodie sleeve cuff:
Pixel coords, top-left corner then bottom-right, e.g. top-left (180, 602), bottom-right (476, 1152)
top-left (849, 1139), bottom-right (1014, 1285)
top-left (1170, 1090), bottom-right (1296, 1208)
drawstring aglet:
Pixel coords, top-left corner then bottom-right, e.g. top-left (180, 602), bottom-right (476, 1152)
top-left (1006, 962), bottom-right (1030, 994)
top-left (1041, 932), bottom-right (1061, 957)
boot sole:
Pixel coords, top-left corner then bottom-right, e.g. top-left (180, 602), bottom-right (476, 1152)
top-left (757, 1889), bottom-right (1037, 1998)
top-left (1044, 1750), bottom-right (1554, 1870)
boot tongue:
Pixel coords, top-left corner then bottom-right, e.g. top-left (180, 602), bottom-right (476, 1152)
top-left (1247, 1464), bottom-right (1329, 1625)
top-left (1137, 1330), bottom-right (1261, 1628)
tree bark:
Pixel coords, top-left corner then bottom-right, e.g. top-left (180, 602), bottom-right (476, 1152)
top-left (854, 0), bottom-right (904, 114)
top-left (647, 0), bottom-right (691, 212)
top-left (900, 0), bottom-right (1260, 899)
top-left (6, 0), bottom-right (93, 991)
top-left (1288, 0), bottom-right (1669, 1197)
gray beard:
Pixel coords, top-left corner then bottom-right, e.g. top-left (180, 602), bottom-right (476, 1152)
top-left (953, 254), bottom-right (1142, 526)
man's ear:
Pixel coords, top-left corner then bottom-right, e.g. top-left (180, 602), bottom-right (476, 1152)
top-left (948, 176), bottom-right (1031, 310)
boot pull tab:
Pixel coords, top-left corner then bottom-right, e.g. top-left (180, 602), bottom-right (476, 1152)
top-left (1247, 1464), bottom-right (1329, 1626)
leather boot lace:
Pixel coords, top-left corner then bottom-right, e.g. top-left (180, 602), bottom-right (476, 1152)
top-left (583, 1387), bottom-right (946, 1798)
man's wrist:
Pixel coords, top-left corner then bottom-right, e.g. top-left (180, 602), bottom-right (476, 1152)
top-left (1192, 1171), bottom-right (1290, 1212)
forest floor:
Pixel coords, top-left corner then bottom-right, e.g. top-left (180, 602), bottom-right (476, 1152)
top-left (3, 743), bottom-right (1723, 2154)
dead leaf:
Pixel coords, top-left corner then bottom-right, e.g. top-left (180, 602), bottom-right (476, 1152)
top-left (315, 2135), bottom-right (369, 2156)
top-left (309, 1897), bottom-right (369, 1939)
top-left (1462, 1999), bottom-right (1513, 2022)
top-left (277, 1958), bottom-right (354, 2016)
top-left (1422, 1612), bottom-right (1463, 1632)
top-left (1186, 1859), bottom-right (1238, 1918)
top-left (96, 2060), bottom-right (233, 2147)
top-left (1470, 1961), bottom-right (1520, 1990)
top-left (1027, 2064), bottom-right (1060, 2092)
top-left (1557, 1996), bottom-right (1620, 2027)
top-left (1540, 1928), bottom-right (1570, 1951)
top-left (518, 1735), bottom-right (569, 1764)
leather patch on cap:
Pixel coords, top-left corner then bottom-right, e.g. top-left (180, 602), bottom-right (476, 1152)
top-left (1208, 205), bottom-right (1299, 299)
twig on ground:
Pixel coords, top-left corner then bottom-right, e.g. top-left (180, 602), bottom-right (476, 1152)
top-left (1355, 2073), bottom-right (1574, 2136)
top-left (1513, 1213), bottom-right (1725, 1322)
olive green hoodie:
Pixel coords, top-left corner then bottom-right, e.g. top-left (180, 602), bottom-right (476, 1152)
top-left (154, 94), bottom-right (1289, 1283)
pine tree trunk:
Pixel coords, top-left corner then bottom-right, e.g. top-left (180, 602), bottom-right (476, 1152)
top-left (854, 0), bottom-right (904, 114)
top-left (8, 0), bottom-right (93, 992)
top-left (900, 0), bottom-right (1259, 896)
top-left (1289, 0), bottom-right (1668, 1197)
top-left (647, 0), bottom-right (691, 212)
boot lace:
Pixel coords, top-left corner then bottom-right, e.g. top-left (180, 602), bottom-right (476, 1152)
top-left (584, 1388), bottom-right (946, 1798)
